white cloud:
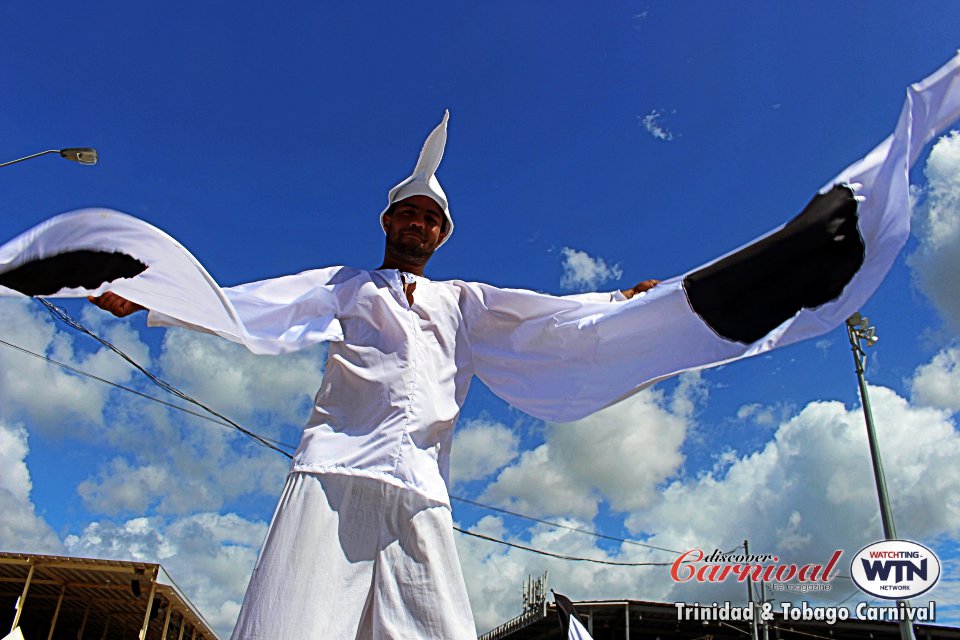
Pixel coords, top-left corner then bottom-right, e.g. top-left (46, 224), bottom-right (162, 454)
top-left (911, 345), bottom-right (960, 412)
top-left (633, 385), bottom-right (960, 602)
top-left (450, 418), bottom-right (520, 485)
top-left (559, 247), bottom-right (624, 292)
top-left (480, 375), bottom-right (701, 520)
top-left (0, 299), bottom-right (148, 436)
top-left (77, 446), bottom-right (289, 517)
top-left (71, 325), bottom-right (322, 518)
top-left (909, 130), bottom-right (960, 331)
top-left (480, 443), bottom-right (600, 519)
top-left (460, 380), bottom-right (960, 631)
top-left (632, 11), bottom-right (649, 31)
top-left (157, 328), bottom-right (324, 426)
top-left (77, 304), bottom-right (153, 379)
top-left (639, 110), bottom-right (675, 141)
top-left (78, 459), bottom-right (171, 514)
top-left (547, 385), bottom-right (693, 513)
top-left (0, 298), bottom-right (320, 447)
top-left (815, 338), bottom-right (832, 355)
top-left (457, 514), bottom-right (679, 634)
top-left (0, 420), bottom-right (62, 553)
top-left (64, 512), bottom-right (267, 639)
top-left (736, 402), bottom-right (791, 427)
top-left (0, 298), bottom-right (304, 522)
top-left (737, 402), bottom-right (770, 424)
top-left (0, 301), bottom-right (292, 637)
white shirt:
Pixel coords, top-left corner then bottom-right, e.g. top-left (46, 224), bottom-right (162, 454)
top-left (150, 266), bottom-right (645, 505)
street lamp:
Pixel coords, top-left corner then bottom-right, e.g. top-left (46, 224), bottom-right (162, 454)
top-left (0, 148), bottom-right (98, 169)
top-left (845, 312), bottom-right (916, 640)
top-left (846, 313), bottom-right (893, 537)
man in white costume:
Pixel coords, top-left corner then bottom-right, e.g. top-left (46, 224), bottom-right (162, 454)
top-left (90, 112), bottom-right (657, 639)
top-left (4, 53), bottom-right (960, 640)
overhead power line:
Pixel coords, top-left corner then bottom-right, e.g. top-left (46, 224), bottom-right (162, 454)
top-left (451, 495), bottom-right (683, 555)
top-left (1, 336), bottom-right (235, 429)
top-left (36, 297), bottom-right (294, 457)
top-left (1, 298), bottom-right (705, 564)
top-left (452, 526), bottom-right (675, 567)
top-left (2, 328), bottom-right (678, 558)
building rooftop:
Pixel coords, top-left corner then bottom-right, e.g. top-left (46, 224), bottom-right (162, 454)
top-left (481, 598), bottom-right (960, 640)
top-left (0, 551), bottom-right (218, 640)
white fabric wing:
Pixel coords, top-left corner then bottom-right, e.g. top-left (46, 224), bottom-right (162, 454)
top-left (0, 209), bottom-right (343, 354)
top-left (1, 54), bottom-right (959, 416)
top-left (458, 279), bottom-right (731, 421)
top-left (456, 53), bottom-right (960, 422)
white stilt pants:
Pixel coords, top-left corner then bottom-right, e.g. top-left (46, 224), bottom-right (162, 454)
top-left (230, 472), bottom-right (477, 639)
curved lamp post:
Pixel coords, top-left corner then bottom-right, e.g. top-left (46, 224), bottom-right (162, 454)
top-left (0, 148), bottom-right (98, 169)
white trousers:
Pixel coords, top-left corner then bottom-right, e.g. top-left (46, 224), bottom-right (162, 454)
top-left (230, 472), bottom-right (477, 639)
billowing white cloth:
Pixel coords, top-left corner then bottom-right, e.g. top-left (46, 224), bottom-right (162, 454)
top-left (1, 55), bottom-right (959, 506)
top-left (231, 472), bottom-right (475, 640)
top-left (0, 53), bottom-right (958, 640)
top-left (2, 57), bottom-right (957, 344)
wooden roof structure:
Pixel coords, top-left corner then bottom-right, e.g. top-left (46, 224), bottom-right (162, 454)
top-left (0, 552), bottom-right (218, 640)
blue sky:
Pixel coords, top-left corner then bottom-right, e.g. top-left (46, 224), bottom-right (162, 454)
top-left (2, 2), bottom-right (960, 636)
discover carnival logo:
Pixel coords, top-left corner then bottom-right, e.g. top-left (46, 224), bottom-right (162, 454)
top-left (851, 540), bottom-right (941, 599)
top-left (671, 548), bottom-right (841, 585)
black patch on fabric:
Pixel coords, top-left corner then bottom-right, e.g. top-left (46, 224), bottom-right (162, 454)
top-left (683, 184), bottom-right (864, 344)
top-left (0, 250), bottom-right (147, 296)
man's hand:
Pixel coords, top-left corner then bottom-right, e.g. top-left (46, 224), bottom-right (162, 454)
top-left (620, 279), bottom-right (660, 300)
top-left (87, 292), bottom-right (147, 318)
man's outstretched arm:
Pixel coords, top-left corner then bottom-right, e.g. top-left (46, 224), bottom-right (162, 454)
top-left (87, 292), bottom-right (146, 317)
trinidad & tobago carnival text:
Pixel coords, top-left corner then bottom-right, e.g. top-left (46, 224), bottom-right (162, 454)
top-left (675, 601), bottom-right (937, 624)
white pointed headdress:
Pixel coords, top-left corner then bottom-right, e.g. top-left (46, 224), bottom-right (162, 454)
top-left (380, 110), bottom-right (453, 247)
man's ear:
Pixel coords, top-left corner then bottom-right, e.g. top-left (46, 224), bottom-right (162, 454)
top-left (382, 212), bottom-right (392, 229)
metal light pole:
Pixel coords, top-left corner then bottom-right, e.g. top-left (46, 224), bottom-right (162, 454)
top-left (0, 148), bottom-right (98, 169)
top-left (845, 313), bottom-right (916, 640)
top-left (846, 313), bottom-right (895, 537)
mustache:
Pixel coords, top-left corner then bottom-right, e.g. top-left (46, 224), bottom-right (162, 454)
top-left (400, 229), bottom-right (426, 240)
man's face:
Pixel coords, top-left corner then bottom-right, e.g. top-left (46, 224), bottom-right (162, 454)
top-left (382, 195), bottom-right (448, 261)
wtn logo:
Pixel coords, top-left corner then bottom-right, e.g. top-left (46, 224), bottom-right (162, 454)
top-left (861, 558), bottom-right (927, 583)
top-left (851, 541), bottom-right (940, 599)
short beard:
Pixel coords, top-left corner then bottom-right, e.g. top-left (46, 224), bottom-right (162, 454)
top-left (386, 235), bottom-right (436, 265)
